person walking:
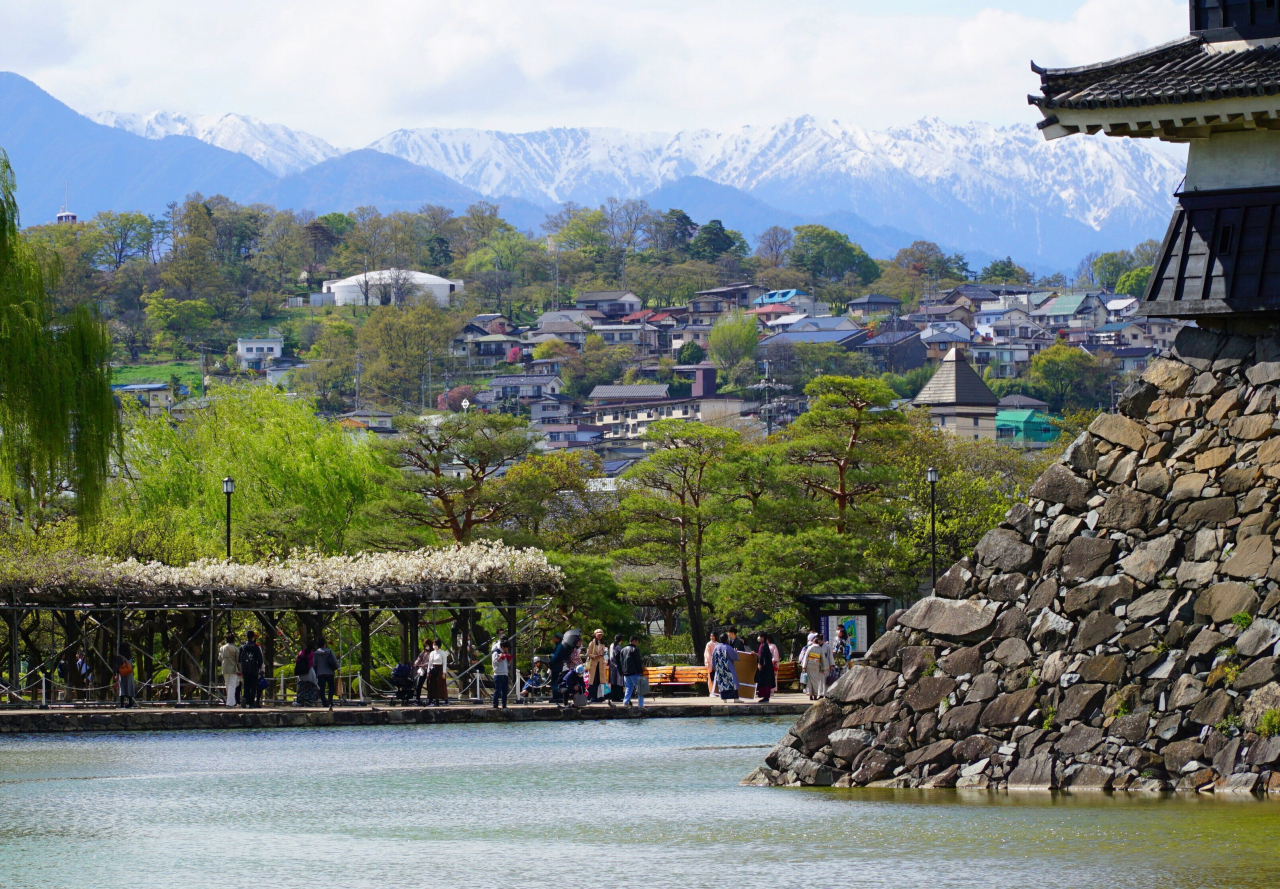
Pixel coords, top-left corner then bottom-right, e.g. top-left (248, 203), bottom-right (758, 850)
top-left (801, 634), bottom-right (833, 700)
top-left (585, 629), bottom-right (608, 703)
top-left (703, 635), bottom-right (719, 697)
top-left (712, 633), bottom-right (741, 702)
top-left (313, 637), bottom-right (340, 709)
top-left (114, 645), bottom-right (136, 709)
top-left (219, 632), bottom-right (241, 707)
top-left (491, 640), bottom-right (513, 709)
top-left (426, 639), bottom-right (450, 705)
top-left (238, 631), bottom-right (264, 708)
top-left (619, 635), bottom-right (645, 708)
top-left (294, 643), bottom-right (319, 707)
top-left (608, 634), bottom-right (625, 704)
top-left (412, 644), bottom-right (432, 705)
top-left (755, 632), bottom-right (776, 703)
top-left (548, 633), bottom-right (566, 706)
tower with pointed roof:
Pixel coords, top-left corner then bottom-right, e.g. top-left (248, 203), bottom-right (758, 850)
top-left (1031, 0), bottom-right (1280, 322)
top-left (911, 347), bottom-right (1000, 440)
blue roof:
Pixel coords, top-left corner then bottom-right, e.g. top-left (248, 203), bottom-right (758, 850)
top-left (1096, 321), bottom-right (1140, 332)
top-left (752, 289), bottom-right (810, 306)
top-left (760, 329), bottom-right (865, 346)
top-left (861, 330), bottom-right (920, 346)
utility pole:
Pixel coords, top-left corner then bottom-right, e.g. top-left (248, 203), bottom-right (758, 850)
top-left (354, 352), bottom-right (363, 410)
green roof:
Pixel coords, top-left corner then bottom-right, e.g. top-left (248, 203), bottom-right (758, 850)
top-left (1041, 294), bottom-right (1087, 316)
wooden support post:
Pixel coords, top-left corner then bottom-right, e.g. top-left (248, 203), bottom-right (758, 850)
top-left (410, 605), bottom-right (420, 662)
top-left (357, 606), bottom-right (373, 690)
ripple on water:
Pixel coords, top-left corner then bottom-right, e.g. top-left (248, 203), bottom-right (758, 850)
top-left (2, 717), bottom-right (1280, 889)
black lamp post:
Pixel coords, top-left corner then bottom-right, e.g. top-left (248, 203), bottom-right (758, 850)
top-left (927, 467), bottom-right (939, 590)
top-left (222, 476), bottom-right (235, 560)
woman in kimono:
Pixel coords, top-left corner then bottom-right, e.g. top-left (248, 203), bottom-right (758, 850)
top-left (295, 644), bottom-right (320, 706)
top-left (703, 636), bottom-right (719, 696)
top-left (114, 645), bottom-right (136, 709)
top-left (755, 632), bottom-right (776, 703)
top-left (802, 634), bottom-right (833, 700)
top-left (712, 633), bottom-right (740, 702)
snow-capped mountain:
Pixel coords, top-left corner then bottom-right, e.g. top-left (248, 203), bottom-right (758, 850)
top-left (369, 116), bottom-right (1186, 266)
top-left (91, 110), bottom-right (341, 176)
top-left (86, 100), bottom-right (1185, 268)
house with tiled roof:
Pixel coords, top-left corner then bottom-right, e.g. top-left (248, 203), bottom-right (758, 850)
top-left (1031, 293), bottom-right (1107, 331)
top-left (846, 293), bottom-right (902, 318)
top-left (854, 329), bottom-right (928, 373)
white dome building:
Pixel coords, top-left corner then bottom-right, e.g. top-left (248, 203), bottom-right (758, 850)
top-left (321, 269), bottom-right (463, 308)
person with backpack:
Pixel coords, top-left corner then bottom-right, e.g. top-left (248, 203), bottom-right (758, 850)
top-left (238, 631), bottom-right (264, 708)
top-left (114, 645), bottom-right (136, 709)
top-left (313, 637), bottom-right (340, 709)
top-left (619, 636), bottom-right (644, 709)
top-left (548, 632), bottom-right (566, 706)
top-left (294, 643), bottom-right (319, 707)
top-left (219, 632), bottom-right (241, 707)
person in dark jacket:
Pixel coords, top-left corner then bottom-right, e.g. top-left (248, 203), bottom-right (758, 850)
top-left (548, 632), bottom-right (566, 705)
top-left (755, 632), bottom-right (776, 703)
top-left (726, 627), bottom-right (748, 652)
top-left (619, 636), bottom-right (645, 708)
top-left (238, 631), bottom-right (265, 708)
top-left (313, 637), bottom-right (340, 709)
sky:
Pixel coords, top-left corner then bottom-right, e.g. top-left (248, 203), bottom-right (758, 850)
top-left (0, 0), bottom-right (1190, 144)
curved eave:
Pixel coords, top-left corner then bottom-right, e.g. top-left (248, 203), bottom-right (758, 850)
top-left (1031, 95), bottom-right (1280, 141)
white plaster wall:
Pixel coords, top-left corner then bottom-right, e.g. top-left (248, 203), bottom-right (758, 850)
top-left (1185, 130), bottom-right (1280, 191)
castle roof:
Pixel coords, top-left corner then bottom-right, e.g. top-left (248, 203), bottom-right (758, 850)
top-left (912, 348), bottom-right (999, 408)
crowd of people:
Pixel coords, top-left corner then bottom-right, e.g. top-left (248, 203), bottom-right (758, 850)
top-left (106, 622), bottom-right (858, 709)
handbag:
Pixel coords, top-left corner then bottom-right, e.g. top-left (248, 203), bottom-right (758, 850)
top-left (599, 682), bottom-right (611, 696)
top-left (800, 671), bottom-right (809, 685)
top-left (638, 676), bottom-right (650, 696)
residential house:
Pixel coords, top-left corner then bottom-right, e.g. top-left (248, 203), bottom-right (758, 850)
top-left (530, 394), bottom-right (580, 426)
top-left (575, 290), bottom-right (642, 319)
top-left (536, 309), bottom-right (596, 329)
top-left (921, 324), bottom-right (973, 362)
top-left (759, 328), bottom-right (869, 357)
top-left (539, 424), bottom-right (606, 448)
top-left (996, 409), bottom-right (1058, 446)
top-left (998, 393), bottom-right (1050, 411)
top-left (469, 333), bottom-right (523, 367)
top-left (469, 313), bottom-right (515, 333)
top-left (589, 384), bottom-right (670, 405)
top-left (586, 394), bottom-right (750, 441)
top-left (745, 305), bottom-right (797, 329)
top-left (911, 348), bottom-right (1000, 440)
top-left (1090, 321), bottom-right (1148, 349)
top-left (688, 282), bottom-right (768, 324)
top-left (112, 383), bottom-right (178, 417)
top-left (1134, 319), bottom-right (1183, 351)
top-left (855, 329), bottom-right (928, 373)
top-left (1032, 292), bottom-right (1108, 332)
top-left (751, 289), bottom-right (829, 316)
top-left (973, 306), bottom-right (1035, 336)
top-left (846, 293), bottom-right (902, 318)
top-left (971, 342), bottom-right (1032, 379)
top-left (669, 324), bottom-right (712, 359)
top-left (526, 319), bottom-right (587, 348)
top-left (1106, 297), bottom-right (1140, 322)
top-left (787, 315), bottom-right (860, 332)
top-left (1109, 345), bottom-right (1158, 374)
top-left (905, 304), bottom-right (974, 328)
top-left (338, 408), bottom-right (396, 434)
top-left (592, 322), bottom-right (660, 355)
top-left (486, 375), bottom-right (565, 401)
top-left (530, 358), bottom-right (566, 376)
top-left (236, 331), bottom-right (284, 370)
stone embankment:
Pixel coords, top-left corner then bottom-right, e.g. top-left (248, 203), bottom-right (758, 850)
top-left (746, 327), bottom-right (1280, 796)
top-left (1, 699), bottom-right (808, 734)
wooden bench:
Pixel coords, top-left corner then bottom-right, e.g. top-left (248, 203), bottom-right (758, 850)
top-left (776, 661), bottom-right (800, 690)
top-left (643, 665), bottom-right (704, 697)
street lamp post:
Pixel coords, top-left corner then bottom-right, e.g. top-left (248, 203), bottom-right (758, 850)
top-left (222, 476), bottom-right (235, 561)
top-left (927, 467), bottom-right (939, 590)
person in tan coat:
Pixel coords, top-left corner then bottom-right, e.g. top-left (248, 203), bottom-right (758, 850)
top-left (585, 629), bottom-right (610, 703)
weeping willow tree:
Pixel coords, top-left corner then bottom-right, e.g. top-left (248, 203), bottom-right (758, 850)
top-left (0, 149), bottom-right (116, 526)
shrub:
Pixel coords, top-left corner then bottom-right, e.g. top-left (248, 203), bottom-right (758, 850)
top-left (1041, 706), bottom-right (1057, 730)
top-left (1223, 663), bottom-right (1242, 685)
top-left (1231, 612), bottom-right (1254, 631)
top-left (1215, 715), bottom-right (1243, 734)
top-left (1259, 709), bottom-right (1280, 738)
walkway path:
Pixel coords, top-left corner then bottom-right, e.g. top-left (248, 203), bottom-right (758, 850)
top-left (0, 693), bottom-right (812, 734)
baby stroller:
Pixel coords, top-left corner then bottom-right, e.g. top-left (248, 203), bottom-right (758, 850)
top-left (390, 663), bottom-right (415, 705)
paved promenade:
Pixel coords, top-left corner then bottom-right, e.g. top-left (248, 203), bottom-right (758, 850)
top-left (0, 693), bottom-right (811, 734)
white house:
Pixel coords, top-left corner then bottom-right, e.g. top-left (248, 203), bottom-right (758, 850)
top-left (236, 332), bottom-right (284, 370)
top-left (321, 269), bottom-right (463, 308)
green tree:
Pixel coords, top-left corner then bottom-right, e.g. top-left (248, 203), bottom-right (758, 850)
top-left (707, 309), bottom-right (759, 375)
top-left (979, 256), bottom-right (1031, 284)
top-left (162, 197), bottom-right (221, 301)
top-left (1030, 342), bottom-right (1109, 412)
top-left (675, 340), bottom-right (706, 364)
top-left (96, 386), bottom-right (390, 559)
top-left (688, 219), bottom-right (747, 262)
top-left (386, 412), bottom-right (539, 543)
top-left (1091, 251), bottom-right (1135, 291)
top-left (0, 150), bottom-right (116, 524)
top-left (1115, 265), bottom-right (1152, 298)
top-left (781, 375), bottom-right (902, 533)
top-left (716, 527), bottom-right (865, 628)
top-left (788, 225), bottom-right (880, 284)
top-left (617, 421), bottom-right (741, 660)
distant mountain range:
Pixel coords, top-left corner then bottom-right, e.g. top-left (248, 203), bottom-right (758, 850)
top-left (1, 71), bottom-right (1187, 271)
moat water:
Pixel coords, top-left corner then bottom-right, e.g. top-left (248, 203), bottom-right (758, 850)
top-left (2, 717), bottom-right (1279, 888)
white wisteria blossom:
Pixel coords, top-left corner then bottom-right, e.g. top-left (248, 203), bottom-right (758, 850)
top-left (0, 541), bottom-right (562, 599)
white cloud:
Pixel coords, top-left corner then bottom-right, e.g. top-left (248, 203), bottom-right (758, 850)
top-left (0, 0), bottom-right (1188, 144)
